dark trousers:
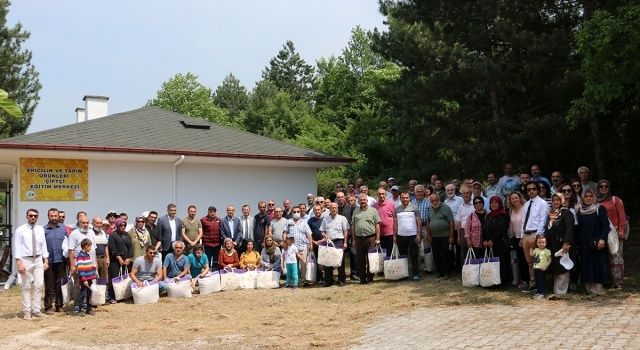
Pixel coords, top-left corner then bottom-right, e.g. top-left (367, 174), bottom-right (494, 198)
top-left (324, 239), bottom-right (346, 284)
top-left (396, 235), bottom-right (420, 277)
top-left (43, 261), bottom-right (65, 311)
top-left (355, 235), bottom-right (375, 282)
top-left (204, 245), bottom-right (221, 268)
top-left (515, 239), bottom-right (530, 283)
top-left (107, 261), bottom-right (130, 302)
top-left (432, 236), bottom-right (451, 277)
top-left (534, 269), bottom-right (546, 294)
top-left (348, 246), bottom-right (358, 277)
top-left (76, 281), bottom-right (93, 312)
top-left (313, 244), bottom-right (324, 282)
top-left (380, 235), bottom-right (394, 258)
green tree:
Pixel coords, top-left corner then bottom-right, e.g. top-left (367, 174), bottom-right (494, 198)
top-left (147, 72), bottom-right (232, 126)
top-left (213, 73), bottom-right (249, 120)
top-left (242, 79), bottom-right (279, 134)
top-left (0, 0), bottom-right (41, 137)
top-left (262, 40), bottom-right (315, 101)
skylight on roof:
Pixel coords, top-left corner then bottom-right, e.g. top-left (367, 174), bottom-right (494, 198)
top-left (180, 120), bottom-right (211, 130)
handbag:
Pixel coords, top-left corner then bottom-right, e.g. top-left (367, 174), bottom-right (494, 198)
top-left (318, 240), bottom-right (343, 267)
top-left (479, 248), bottom-right (501, 287)
top-left (607, 219), bottom-right (619, 255)
top-left (383, 244), bottom-right (409, 280)
top-left (61, 273), bottom-right (74, 305)
top-left (111, 266), bottom-right (133, 301)
top-left (424, 245), bottom-right (434, 273)
top-left (165, 275), bottom-right (193, 298)
top-left (198, 271), bottom-right (222, 295)
top-left (305, 253), bottom-right (317, 282)
top-left (220, 267), bottom-right (240, 291)
top-left (238, 268), bottom-right (258, 289)
top-left (368, 246), bottom-right (385, 274)
top-left (257, 268), bottom-right (281, 289)
top-left (461, 249), bottom-right (481, 287)
top-left (131, 280), bottom-right (160, 304)
top-left (90, 274), bottom-right (108, 306)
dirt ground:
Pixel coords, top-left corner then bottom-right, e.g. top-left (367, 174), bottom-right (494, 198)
top-left (1, 271), bottom-right (638, 350)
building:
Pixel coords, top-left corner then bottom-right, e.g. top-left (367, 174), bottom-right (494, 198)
top-left (0, 96), bottom-right (350, 280)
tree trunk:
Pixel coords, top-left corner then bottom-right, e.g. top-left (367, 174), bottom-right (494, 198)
top-left (588, 111), bottom-right (606, 178)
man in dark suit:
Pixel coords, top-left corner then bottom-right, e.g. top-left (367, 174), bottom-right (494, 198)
top-left (155, 203), bottom-right (183, 259)
top-left (220, 205), bottom-right (242, 249)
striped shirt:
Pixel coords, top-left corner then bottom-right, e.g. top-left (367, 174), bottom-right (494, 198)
top-left (75, 251), bottom-right (96, 282)
top-left (285, 219), bottom-right (312, 250)
top-left (411, 198), bottom-right (430, 233)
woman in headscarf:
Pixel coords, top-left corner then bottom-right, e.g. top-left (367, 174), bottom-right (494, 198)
top-left (107, 217), bottom-right (133, 303)
top-left (129, 216), bottom-right (152, 261)
top-left (217, 238), bottom-right (239, 269)
top-left (464, 197), bottom-right (487, 258)
top-left (597, 179), bottom-right (627, 288)
top-left (484, 196), bottom-right (512, 285)
top-left (545, 193), bottom-right (575, 296)
top-left (260, 235), bottom-right (282, 272)
top-left (577, 189), bottom-right (610, 295)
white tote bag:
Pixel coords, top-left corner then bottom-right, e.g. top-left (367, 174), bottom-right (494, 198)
top-left (607, 219), bottom-right (619, 254)
top-left (383, 244), bottom-right (409, 280)
top-left (111, 266), bottom-right (133, 301)
top-left (368, 246), bottom-right (385, 274)
top-left (90, 276), bottom-right (108, 306)
top-left (165, 275), bottom-right (193, 298)
top-left (479, 248), bottom-right (501, 287)
top-left (305, 253), bottom-right (317, 282)
top-left (198, 271), bottom-right (222, 295)
top-left (461, 249), bottom-right (481, 287)
top-left (238, 268), bottom-right (258, 289)
top-left (61, 273), bottom-right (74, 305)
top-left (131, 280), bottom-right (160, 304)
top-left (220, 267), bottom-right (241, 291)
top-left (318, 240), bottom-right (343, 267)
top-left (257, 268), bottom-right (281, 289)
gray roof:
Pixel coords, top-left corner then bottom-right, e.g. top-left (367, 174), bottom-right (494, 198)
top-left (0, 106), bottom-right (350, 162)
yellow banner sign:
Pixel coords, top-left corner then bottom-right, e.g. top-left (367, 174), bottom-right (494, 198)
top-left (20, 158), bottom-right (88, 201)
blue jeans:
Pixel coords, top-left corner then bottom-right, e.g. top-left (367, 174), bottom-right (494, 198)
top-left (534, 269), bottom-right (546, 294)
top-left (286, 263), bottom-right (299, 287)
top-left (75, 281), bottom-right (92, 312)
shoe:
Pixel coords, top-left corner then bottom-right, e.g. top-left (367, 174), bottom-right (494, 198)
top-left (532, 293), bottom-right (545, 300)
top-left (43, 309), bottom-right (54, 316)
top-left (78, 310), bottom-right (86, 317)
top-left (350, 275), bottom-right (360, 281)
top-left (23, 313), bottom-right (32, 320)
top-left (522, 286), bottom-right (535, 293)
top-left (324, 283), bottom-right (333, 288)
top-left (107, 299), bottom-right (117, 304)
top-left (31, 312), bottom-right (48, 318)
top-left (55, 307), bottom-right (63, 313)
top-left (86, 309), bottom-right (95, 316)
top-left (339, 282), bottom-right (345, 287)
top-left (413, 275), bottom-right (420, 282)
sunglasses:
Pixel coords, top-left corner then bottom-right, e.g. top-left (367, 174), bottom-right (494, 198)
top-left (28, 214), bottom-right (38, 218)
top-left (268, 203), bottom-right (275, 206)
top-left (136, 220), bottom-right (145, 223)
top-left (148, 251), bottom-right (157, 255)
top-left (599, 185), bottom-right (608, 188)
top-left (119, 223), bottom-right (126, 227)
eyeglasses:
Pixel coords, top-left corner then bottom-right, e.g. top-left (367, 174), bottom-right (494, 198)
top-left (599, 185), bottom-right (608, 188)
top-left (561, 189), bottom-right (572, 193)
top-left (136, 220), bottom-right (145, 223)
top-left (268, 203), bottom-right (275, 206)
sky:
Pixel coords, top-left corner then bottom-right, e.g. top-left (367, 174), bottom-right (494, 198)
top-left (7, 1), bottom-right (385, 133)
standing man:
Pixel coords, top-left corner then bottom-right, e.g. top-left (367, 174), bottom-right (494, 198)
top-left (284, 207), bottom-right (313, 285)
top-left (395, 192), bottom-right (422, 281)
top-left (201, 206), bottom-right (221, 267)
top-left (220, 205), bottom-right (243, 248)
top-left (530, 164), bottom-right (551, 188)
top-left (408, 179), bottom-right (418, 201)
top-left (352, 193), bottom-right (381, 284)
top-left (240, 204), bottom-right (255, 253)
top-left (577, 166), bottom-right (598, 194)
top-left (521, 181), bottom-right (549, 291)
top-left (67, 215), bottom-right (96, 313)
top-left (307, 204), bottom-right (324, 283)
top-left (518, 172), bottom-right (531, 200)
top-left (15, 209), bottom-right (49, 320)
top-left (282, 199), bottom-right (294, 220)
top-left (472, 182), bottom-right (490, 212)
top-left (484, 173), bottom-right (502, 199)
top-left (321, 202), bottom-right (349, 287)
top-left (156, 204), bottom-right (182, 259)
top-left (426, 194), bottom-right (455, 279)
top-left (91, 216), bottom-right (110, 282)
top-left (550, 171), bottom-right (564, 195)
top-left (268, 207), bottom-right (288, 246)
top-left (57, 210), bottom-right (72, 235)
top-left (253, 202), bottom-right (270, 253)
top-left (305, 194), bottom-right (315, 215)
top-left (337, 191), bottom-right (356, 280)
top-left (43, 208), bottom-right (66, 314)
top-left (359, 186), bottom-right (377, 207)
top-left (434, 180), bottom-right (446, 202)
top-left (181, 205), bottom-right (203, 253)
top-left (454, 186), bottom-right (475, 269)
top-left (145, 211), bottom-right (159, 249)
top-left (374, 187), bottom-right (396, 258)
top-left (498, 162), bottom-right (520, 198)
top-left (391, 186), bottom-right (402, 207)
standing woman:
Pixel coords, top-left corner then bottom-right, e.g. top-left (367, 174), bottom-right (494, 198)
top-left (484, 196), bottom-right (512, 285)
top-left (508, 191), bottom-right (529, 288)
top-left (545, 193), bottom-right (575, 295)
top-left (560, 183), bottom-right (579, 219)
top-left (107, 218), bottom-right (133, 303)
top-left (576, 190), bottom-right (609, 295)
top-left (129, 216), bottom-right (152, 262)
top-left (538, 181), bottom-right (552, 208)
top-left (464, 197), bottom-right (487, 258)
top-left (570, 179), bottom-right (583, 205)
top-left (597, 179), bottom-right (627, 288)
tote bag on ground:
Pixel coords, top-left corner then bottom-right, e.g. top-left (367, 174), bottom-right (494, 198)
top-left (165, 275), bottom-right (192, 298)
top-left (257, 268), bottom-right (281, 289)
top-left (368, 246), bottom-right (385, 274)
top-left (461, 249), bottom-right (481, 287)
top-left (383, 244), bottom-right (409, 280)
top-left (61, 273), bottom-right (74, 305)
top-left (198, 271), bottom-right (222, 295)
top-left (238, 268), bottom-right (258, 289)
top-left (305, 253), bottom-right (317, 282)
top-left (131, 280), bottom-right (160, 304)
top-left (479, 248), bottom-right (501, 287)
top-left (90, 276), bottom-right (108, 306)
top-left (111, 266), bottom-right (132, 301)
top-left (220, 267), bottom-right (240, 291)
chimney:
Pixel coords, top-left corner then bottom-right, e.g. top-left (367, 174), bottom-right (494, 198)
top-left (75, 107), bottom-right (86, 123)
top-left (83, 95), bottom-right (109, 121)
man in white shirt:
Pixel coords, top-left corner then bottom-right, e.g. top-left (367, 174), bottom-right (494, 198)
top-left (520, 181), bottom-right (549, 291)
top-left (454, 186), bottom-right (475, 269)
top-left (320, 202), bottom-right (350, 287)
top-left (240, 204), bottom-right (255, 252)
top-left (359, 186), bottom-right (377, 207)
top-left (444, 184), bottom-right (463, 218)
top-left (67, 214), bottom-right (96, 313)
top-left (394, 192), bottom-right (422, 281)
top-left (14, 209), bottom-right (49, 320)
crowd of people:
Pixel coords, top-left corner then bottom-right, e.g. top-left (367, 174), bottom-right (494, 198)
top-left (13, 162), bottom-right (629, 319)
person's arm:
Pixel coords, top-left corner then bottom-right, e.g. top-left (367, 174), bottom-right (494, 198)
top-left (239, 253), bottom-right (247, 268)
top-left (130, 264), bottom-right (144, 287)
top-left (180, 226), bottom-right (191, 246)
top-left (343, 218), bottom-right (349, 250)
top-left (448, 220), bottom-right (455, 245)
top-left (162, 266), bottom-right (168, 281)
top-left (201, 257), bottom-right (210, 276)
top-left (196, 225), bottom-right (203, 245)
top-left (415, 215), bottom-right (423, 243)
top-left (393, 210), bottom-right (398, 243)
top-left (614, 197), bottom-right (627, 237)
top-left (177, 260), bottom-right (190, 279)
top-left (374, 223), bottom-right (381, 244)
top-left (68, 235), bottom-right (77, 274)
top-left (154, 262), bottom-right (163, 282)
top-left (537, 203), bottom-right (548, 235)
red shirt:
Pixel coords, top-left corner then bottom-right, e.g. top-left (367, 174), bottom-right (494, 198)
top-left (201, 215), bottom-right (221, 247)
top-left (217, 249), bottom-right (239, 269)
top-left (374, 200), bottom-right (396, 236)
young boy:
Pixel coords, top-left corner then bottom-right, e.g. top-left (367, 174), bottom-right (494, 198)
top-left (283, 236), bottom-right (303, 288)
top-left (530, 236), bottom-right (552, 299)
top-left (75, 238), bottom-right (97, 316)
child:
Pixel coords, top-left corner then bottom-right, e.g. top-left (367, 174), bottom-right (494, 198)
top-left (530, 235), bottom-right (552, 299)
top-left (283, 236), bottom-right (303, 288)
top-left (75, 238), bottom-right (97, 316)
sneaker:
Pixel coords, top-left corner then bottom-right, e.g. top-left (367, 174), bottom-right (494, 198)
top-left (532, 293), bottom-right (545, 300)
top-left (412, 275), bottom-right (420, 282)
top-left (107, 299), bottom-right (117, 304)
top-left (31, 312), bottom-right (48, 318)
top-left (23, 313), bottom-right (32, 320)
top-left (522, 285), bottom-right (535, 293)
